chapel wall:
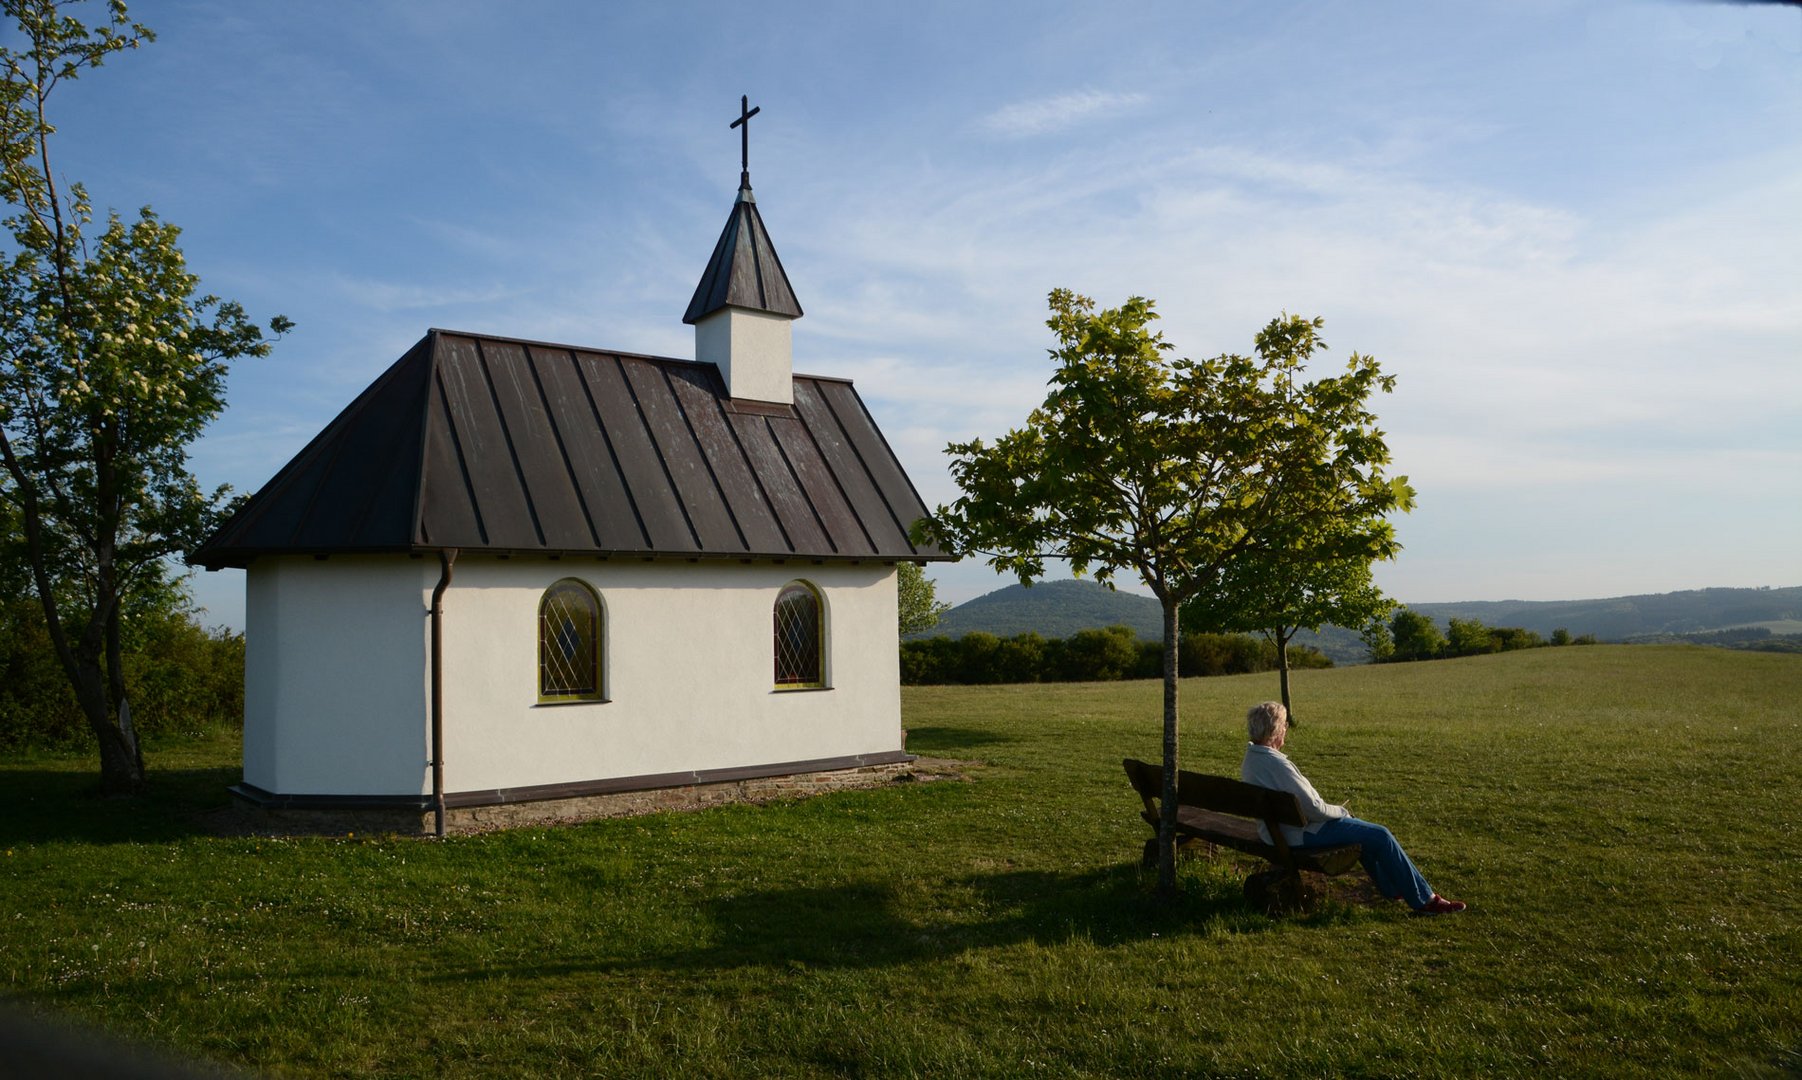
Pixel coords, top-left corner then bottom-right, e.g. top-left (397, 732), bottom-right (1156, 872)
top-left (241, 556), bottom-right (432, 795)
top-left (437, 557), bottom-right (902, 795)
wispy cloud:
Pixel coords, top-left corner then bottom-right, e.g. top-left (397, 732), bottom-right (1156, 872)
top-left (765, 115), bottom-right (1802, 606)
top-left (327, 276), bottom-right (523, 314)
top-left (975, 90), bottom-right (1148, 137)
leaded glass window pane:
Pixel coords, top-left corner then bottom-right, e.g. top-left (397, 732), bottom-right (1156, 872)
top-left (774, 582), bottom-right (822, 687)
top-left (540, 580), bottom-right (601, 701)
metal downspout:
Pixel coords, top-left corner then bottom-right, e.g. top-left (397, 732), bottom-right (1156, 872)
top-left (430, 548), bottom-right (458, 838)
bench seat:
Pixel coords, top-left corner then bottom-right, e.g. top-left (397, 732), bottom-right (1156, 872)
top-left (1123, 757), bottom-right (1363, 912)
top-left (1150, 804), bottom-right (1364, 877)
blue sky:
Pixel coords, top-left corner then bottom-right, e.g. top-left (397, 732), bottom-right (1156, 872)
top-left (28, 0), bottom-right (1801, 629)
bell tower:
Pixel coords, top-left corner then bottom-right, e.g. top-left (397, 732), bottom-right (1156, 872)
top-left (683, 95), bottom-right (803, 403)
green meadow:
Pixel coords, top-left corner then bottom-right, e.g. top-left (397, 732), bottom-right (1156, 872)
top-left (2, 645), bottom-right (1798, 1078)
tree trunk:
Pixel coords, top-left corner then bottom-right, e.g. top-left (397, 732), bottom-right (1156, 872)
top-left (91, 705), bottom-right (144, 795)
top-left (1275, 626), bottom-right (1294, 726)
top-left (86, 547), bottom-right (143, 794)
top-left (1157, 595), bottom-right (1180, 896)
top-left (71, 653), bottom-right (143, 795)
top-left (104, 589), bottom-right (143, 781)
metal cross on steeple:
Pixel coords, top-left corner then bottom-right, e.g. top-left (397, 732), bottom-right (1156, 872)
top-left (730, 94), bottom-right (760, 188)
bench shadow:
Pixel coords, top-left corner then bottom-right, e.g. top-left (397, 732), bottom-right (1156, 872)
top-left (0, 765), bottom-right (237, 846)
top-left (422, 862), bottom-right (1344, 986)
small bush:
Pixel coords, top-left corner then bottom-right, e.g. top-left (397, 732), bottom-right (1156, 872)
top-left (994, 632), bottom-right (1049, 683)
top-left (1057, 626), bottom-right (1143, 681)
top-left (1283, 643), bottom-right (1334, 670)
top-left (0, 597), bottom-right (244, 752)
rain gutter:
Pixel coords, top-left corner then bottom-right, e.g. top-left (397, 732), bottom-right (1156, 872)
top-left (429, 548), bottom-right (458, 838)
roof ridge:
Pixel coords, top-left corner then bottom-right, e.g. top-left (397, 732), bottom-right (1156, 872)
top-left (425, 327), bottom-right (854, 384)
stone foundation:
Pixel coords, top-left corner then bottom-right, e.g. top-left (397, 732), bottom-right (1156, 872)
top-left (218, 757), bottom-right (965, 837)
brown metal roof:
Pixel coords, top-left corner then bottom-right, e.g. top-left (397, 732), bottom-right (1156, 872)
top-left (682, 180), bottom-right (803, 325)
top-left (190, 329), bottom-right (948, 569)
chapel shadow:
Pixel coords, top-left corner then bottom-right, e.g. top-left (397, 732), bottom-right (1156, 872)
top-left (0, 765), bottom-right (238, 846)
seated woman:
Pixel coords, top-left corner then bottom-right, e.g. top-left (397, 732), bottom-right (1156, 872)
top-left (1240, 700), bottom-right (1466, 915)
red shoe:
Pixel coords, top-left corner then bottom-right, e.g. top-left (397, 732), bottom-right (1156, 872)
top-left (1416, 894), bottom-right (1466, 915)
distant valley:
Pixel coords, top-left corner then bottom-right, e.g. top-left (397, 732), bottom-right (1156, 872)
top-left (914, 580), bottom-right (1802, 665)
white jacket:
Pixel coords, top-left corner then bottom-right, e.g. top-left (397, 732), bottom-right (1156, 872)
top-left (1240, 743), bottom-right (1349, 847)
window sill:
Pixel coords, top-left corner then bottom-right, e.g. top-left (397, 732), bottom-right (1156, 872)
top-left (772, 685), bottom-right (832, 694)
top-left (534, 698), bottom-right (611, 708)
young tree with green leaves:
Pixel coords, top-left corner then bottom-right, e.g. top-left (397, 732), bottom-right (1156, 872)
top-left (0, 0), bottom-right (289, 792)
top-left (1182, 535), bottom-right (1397, 724)
top-left (919, 290), bottom-right (1412, 893)
top-left (896, 561), bottom-right (949, 637)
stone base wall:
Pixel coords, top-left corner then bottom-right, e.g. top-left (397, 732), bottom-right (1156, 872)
top-left (221, 759), bottom-right (952, 838)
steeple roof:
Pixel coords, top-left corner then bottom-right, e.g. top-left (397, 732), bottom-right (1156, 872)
top-left (682, 178), bottom-right (803, 325)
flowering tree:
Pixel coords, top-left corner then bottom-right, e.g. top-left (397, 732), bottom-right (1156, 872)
top-left (0, 0), bottom-right (289, 792)
top-left (921, 290), bottom-right (1411, 893)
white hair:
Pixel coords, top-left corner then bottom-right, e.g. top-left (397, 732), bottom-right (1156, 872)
top-left (1247, 701), bottom-right (1288, 745)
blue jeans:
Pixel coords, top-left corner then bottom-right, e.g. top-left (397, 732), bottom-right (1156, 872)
top-left (1300, 817), bottom-right (1436, 909)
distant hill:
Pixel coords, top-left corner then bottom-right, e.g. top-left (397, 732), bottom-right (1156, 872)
top-left (1405, 586), bottom-right (1802, 641)
top-left (918, 579), bottom-right (1163, 641)
top-left (916, 580), bottom-right (1802, 665)
top-left (917, 580), bottom-right (1372, 664)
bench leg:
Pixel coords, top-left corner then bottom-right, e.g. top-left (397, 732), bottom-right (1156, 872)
top-left (1244, 867), bottom-right (1314, 916)
top-left (1140, 836), bottom-right (1219, 873)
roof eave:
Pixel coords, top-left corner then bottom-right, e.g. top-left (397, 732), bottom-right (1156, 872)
top-left (193, 544), bottom-right (955, 571)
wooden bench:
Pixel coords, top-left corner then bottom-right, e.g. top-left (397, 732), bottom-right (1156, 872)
top-left (1122, 757), bottom-right (1364, 913)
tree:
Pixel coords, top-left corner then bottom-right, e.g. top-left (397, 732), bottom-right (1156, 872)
top-left (1386, 608), bottom-right (1445, 662)
top-left (1360, 613), bottom-right (1396, 662)
top-left (1183, 546), bottom-right (1395, 725)
top-left (1446, 617), bottom-right (1500, 658)
top-left (1490, 626), bottom-right (1543, 652)
top-left (896, 561), bottom-right (949, 637)
top-left (0, 0), bottom-right (288, 793)
top-left (1057, 624), bottom-right (1142, 682)
top-left (919, 290), bottom-right (1412, 893)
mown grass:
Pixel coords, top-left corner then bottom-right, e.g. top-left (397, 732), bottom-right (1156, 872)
top-left (2, 645), bottom-right (1798, 1078)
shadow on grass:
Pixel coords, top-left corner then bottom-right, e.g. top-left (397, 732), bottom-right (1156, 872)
top-left (430, 863), bottom-right (1360, 984)
top-left (904, 725), bottom-right (1018, 752)
top-left (0, 765), bottom-right (237, 846)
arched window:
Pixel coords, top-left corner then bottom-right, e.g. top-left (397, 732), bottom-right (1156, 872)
top-left (539, 579), bottom-right (603, 702)
top-left (773, 581), bottom-right (824, 689)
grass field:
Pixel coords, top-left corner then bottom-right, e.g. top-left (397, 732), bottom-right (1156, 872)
top-left (2, 645), bottom-right (1799, 1078)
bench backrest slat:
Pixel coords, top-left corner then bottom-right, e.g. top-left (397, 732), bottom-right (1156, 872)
top-left (1121, 758), bottom-right (1308, 828)
top-left (1121, 757), bottom-right (1161, 817)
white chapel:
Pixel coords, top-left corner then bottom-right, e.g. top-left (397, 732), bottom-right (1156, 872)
top-left (192, 102), bottom-right (948, 832)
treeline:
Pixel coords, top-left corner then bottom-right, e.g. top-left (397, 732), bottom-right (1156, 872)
top-left (1372, 608), bottom-right (1596, 664)
top-left (901, 624), bottom-right (1330, 685)
top-left (1626, 626), bottom-right (1802, 655)
top-left (0, 598), bottom-right (244, 753)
